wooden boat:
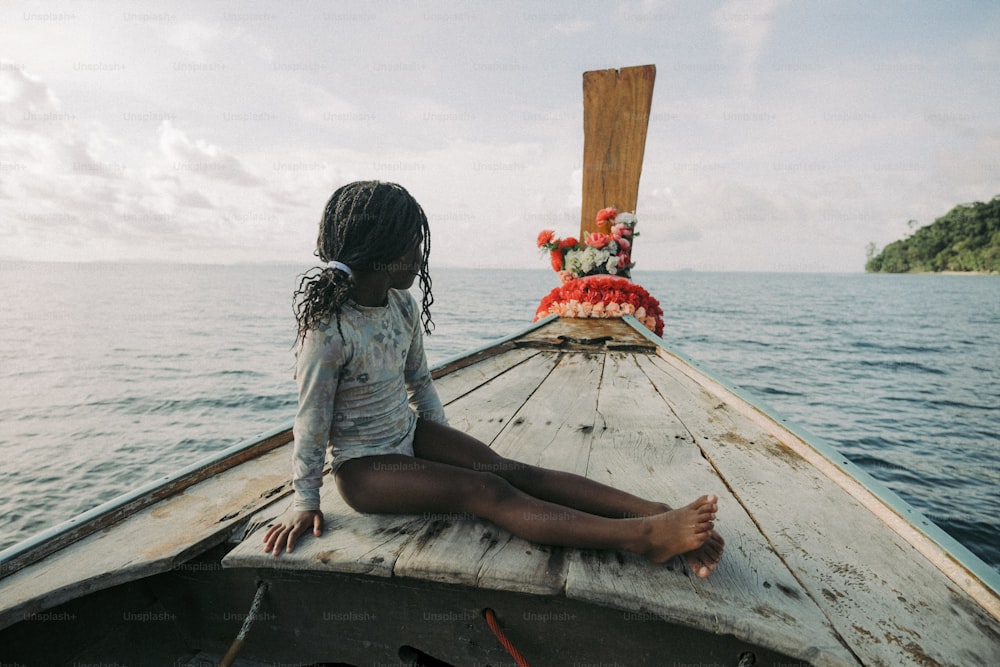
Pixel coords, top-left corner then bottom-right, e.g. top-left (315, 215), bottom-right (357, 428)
top-left (2, 66), bottom-right (998, 667)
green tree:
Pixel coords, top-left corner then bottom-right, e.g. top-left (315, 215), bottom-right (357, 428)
top-left (866, 196), bottom-right (1000, 273)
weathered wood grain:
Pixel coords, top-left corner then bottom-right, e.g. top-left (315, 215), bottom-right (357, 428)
top-left (563, 352), bottom-right (858, 667)
top-left (393, 351), bottom-right (603, 594)
top-left (638, 351), bottom-right (1000, 667)
top-left (488, 352), bottom-right (601, 472)
top-left (0, 443), bottom-right (293, 631)
top-left (516, 316), bottom-right (656, 351)
top-left (579, 64), bottom-right (655, 238)
top-left (440, 351), bottom-right (560, 441)
top-left (432, 346), bottom-right (540, 404)
top-left (224, 480), bottom-right (426, 577)
top-left (0, 426), bottom-right (293, 578)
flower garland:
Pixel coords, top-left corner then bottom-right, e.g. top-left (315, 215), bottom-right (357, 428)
top-left (533, 276), bottom-right (664, 336)
top-left (537, 207), bottom-right (638, 282)
top-left (534, 207), bottom-right (664, 336)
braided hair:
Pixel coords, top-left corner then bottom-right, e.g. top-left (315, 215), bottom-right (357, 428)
top-left (294, 181), bottom-right (434, 345)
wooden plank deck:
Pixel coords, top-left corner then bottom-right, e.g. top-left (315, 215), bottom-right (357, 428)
top-left (0, 438), bottom-right (294, 631)
top-left (224, 316), bottom-right (1000, 666)
top-left (639, 347), bottom-right (1000, 667)
top-left (563, 352), bottom-right (853, 665)
top-left (223, 320), bottom-right (836, 664)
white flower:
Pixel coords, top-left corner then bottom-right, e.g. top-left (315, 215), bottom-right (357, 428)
top-left (581, 246), bottom-right (606, 273)
top-left (606, 256), bottom-right (619, 274)
top-left (615, 212), bottom-right (638, 226)
top-left (566, 245), bottom-right (613, 276)
top-left (565, 249), bottom-right (584, 275)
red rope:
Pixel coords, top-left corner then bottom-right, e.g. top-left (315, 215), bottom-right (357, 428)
top-left (484, 608), bottom-right (532, 667)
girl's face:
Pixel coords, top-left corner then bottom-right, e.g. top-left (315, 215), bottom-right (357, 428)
top-left (388, 240), bottom-right (423, 290)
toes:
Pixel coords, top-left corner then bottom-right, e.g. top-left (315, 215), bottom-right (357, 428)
top-left (688, 494), bottom-right (716, 510)
top-left (694, 519), bottom-right (715, 533)
top-left (704, 534), bottom-right (725, 556)
top-left (685, 554), bottom-right (714, 579)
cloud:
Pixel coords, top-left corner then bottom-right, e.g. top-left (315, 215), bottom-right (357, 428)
top-left (0, 64), bottom-right (302, 262)
top-left (1, 3), bottom-right (997, 271)
top-left (166, 21), bottom-right (223, 60)
top-left (553, 18), bottom-right (594, 36)
top-left (710, 0), bottom-right (793, 90)
top-left (0, 63), bottom-right (57, 113)
top-left (156, 120), bottom-right (262, 187)
top-left (295, 86), bottom-right (364, 126)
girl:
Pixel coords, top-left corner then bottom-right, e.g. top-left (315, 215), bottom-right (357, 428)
top-left (263, 181), bottom-right (724, 578)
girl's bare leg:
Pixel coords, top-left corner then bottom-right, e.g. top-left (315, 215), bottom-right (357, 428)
top-left (335, 454), bottom-right (717, 564)
top-left (412, 419), bottom-right (725, 577)
top-left (413, 420), bottom-right (672, 517)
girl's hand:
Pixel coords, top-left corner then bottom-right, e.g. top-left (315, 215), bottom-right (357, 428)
top-left (262, 509), bottom-right (323, 556)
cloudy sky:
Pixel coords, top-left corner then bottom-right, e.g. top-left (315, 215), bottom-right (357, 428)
top-left (1, 0), bottom-right (998, 271)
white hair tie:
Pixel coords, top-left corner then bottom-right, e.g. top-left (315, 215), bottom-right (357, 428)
top-left (330, 260), bottom-right (353, 276)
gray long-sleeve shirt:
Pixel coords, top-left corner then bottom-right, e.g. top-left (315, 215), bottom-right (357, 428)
top-left (291, 289), bottom-right (447, 511)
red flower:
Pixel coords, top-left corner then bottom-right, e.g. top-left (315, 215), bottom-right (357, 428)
top-left (533, 276), bottom-right (664, 336)
top-left (559, 237), bottom-right (579, 250)
top-left (595, 207), bottom-right (617, 226)
top-left (549, 249), bottom-right (563, 272)
top-left (585, 232), bottom-right (610, 249)
top-left (537, 229), bottom-right (556, 248)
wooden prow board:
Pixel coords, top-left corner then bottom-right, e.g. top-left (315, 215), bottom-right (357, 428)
top-left (579, 64), bottom-right (656, 241)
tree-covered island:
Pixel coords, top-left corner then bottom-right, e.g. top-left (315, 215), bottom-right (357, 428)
top-left (866, 196), bottom-right (1000, 273)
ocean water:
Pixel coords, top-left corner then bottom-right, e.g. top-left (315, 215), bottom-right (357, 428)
top-left (0, 263), bottom-right (996, 573)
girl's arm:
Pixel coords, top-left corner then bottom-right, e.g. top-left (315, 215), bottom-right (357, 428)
top-left (403, 305), bottom-right (448, 425)
top-left (291, 325), bottom-right (342, 511)
top-left (264, 325), bottom-right (342, 556)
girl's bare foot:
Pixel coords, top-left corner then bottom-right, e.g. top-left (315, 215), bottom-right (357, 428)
top-left (637, 495), bottom-right (718, 564)
top-left (684, 528), bottom-right (725, 578)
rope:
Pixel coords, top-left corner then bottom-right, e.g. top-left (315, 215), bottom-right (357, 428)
top-left (483, 608), bottom-right (532, 667)
top-left (219, 581), bottom-right (269, 667)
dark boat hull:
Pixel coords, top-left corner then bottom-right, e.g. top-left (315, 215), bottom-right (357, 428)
top-left (2, 543), bottom-right (794, 666)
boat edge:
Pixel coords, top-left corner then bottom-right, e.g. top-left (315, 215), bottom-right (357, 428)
top-left (620, 313), bottom-right (1000, 607)
top-left (429, 314), bottom-right (558, 375)
top-left (0, 422), bottom-right (294, 578)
